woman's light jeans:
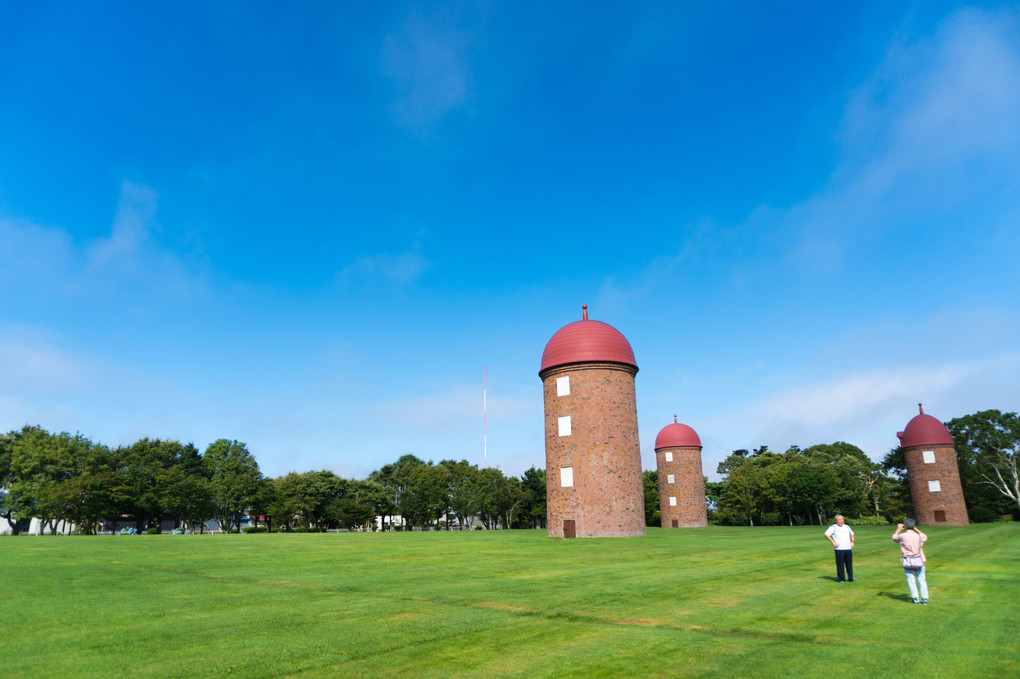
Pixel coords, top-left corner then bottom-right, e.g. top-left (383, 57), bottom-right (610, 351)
top-left (904, 565), bottom-right (928, 601)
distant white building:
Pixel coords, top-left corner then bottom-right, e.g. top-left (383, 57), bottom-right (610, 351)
top-left (0, 517), bottom-right (74, 535)
top-left (374, 515), bottom-right (407, 531)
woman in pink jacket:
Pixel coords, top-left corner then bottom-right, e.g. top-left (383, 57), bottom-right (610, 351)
top-left (892, 518), bottom-right (929, 604)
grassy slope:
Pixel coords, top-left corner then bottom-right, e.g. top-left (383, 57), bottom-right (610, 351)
top-left (1, 524), bottom-right (1017, 678)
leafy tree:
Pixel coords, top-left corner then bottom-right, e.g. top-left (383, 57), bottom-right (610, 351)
top-left (369, 454), bottom-right (425, 529)
top-left (643, 470), bottom-right (660, 526)
top-left (53, 442), bottom-right (129, 535)
top-left (9, 427), bottom-right (76, 532)
top-left (442, 459), bottom-right (480, 529)
top-left (880, 447), bottom-right (915, 519)
top-left (781, 455), bottom-right (839, 525)
top-left (367, 464), bottom-right (398, 529)
top-left (398, 462), bottom-right (445, 529)
top-left (204, 439), bottom-right (262, 533)
top-left (267, 471), bottom-right (352, 531)
top-left (268, 472), bottom-right (306, 531)
top-left (0, 428), bottom-right (24, 534)
top-left (802, 442), bottom-right (877, 519)
top-left (158, 463), bottom-right (214, 533)
top-left (299, 470), bottom-right (346, 530)
top-left (713, 445), bottom-right (855, 526)
top-left (331, 479), bottom-right (381, 530)
top-left (1, 425), bottom-right (48, 533)
top-left (9, 428), bottom-right (126, 534)
top-left (704, 480), bottom-right (725, 522)
top-left (248, 477), bottom-right (276, 530)
top-left (715, 448), bottom-right (771, 526)
top-left (476, 468), bottom-right (524, 529)
top-left (519, 466), bottom-right (546, 529)
top-left (120, 438), bottom-right (206, 532)
top-left (946, 410), bottom-right (1020, 520)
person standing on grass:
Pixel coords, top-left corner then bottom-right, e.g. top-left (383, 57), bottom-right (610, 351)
top-left (824, 514), bottom-right (855, 583)
top-left (893, 518), bottom-right (929, 604)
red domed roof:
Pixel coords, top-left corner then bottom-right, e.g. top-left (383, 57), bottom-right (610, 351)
top-left (540, 305), bottom-right (637, 374)
top-left (655, 416), bottom-right (702, 449)
top-left (897, 404), bottom-right (954, 448)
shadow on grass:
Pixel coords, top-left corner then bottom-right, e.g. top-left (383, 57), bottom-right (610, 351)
top-left (877, 591), bottom-right (914, 602)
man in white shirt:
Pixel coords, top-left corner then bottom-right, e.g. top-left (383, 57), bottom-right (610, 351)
top-left (824, 514), bottom-right (856, 583)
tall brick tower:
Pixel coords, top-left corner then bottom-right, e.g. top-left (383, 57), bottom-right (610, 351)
top-left (897, 404), bottom-right (969, 526)
top-left (655, 417), bottom-right (708, 527)
top-left (540, 305), bottom-right (645, 538)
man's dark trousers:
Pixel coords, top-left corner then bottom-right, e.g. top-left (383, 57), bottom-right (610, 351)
top-left (835, 549), bottom-right (854, 582)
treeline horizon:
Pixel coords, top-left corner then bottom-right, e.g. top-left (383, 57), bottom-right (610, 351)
top-left (2, 409), bottom-right (1016, 535)
top-left (0, 427), bottom-right (548, 535)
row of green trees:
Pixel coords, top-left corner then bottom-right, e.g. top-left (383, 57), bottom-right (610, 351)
top-left (367, 456), bottom-right (546, 531)
top-left (251, 456), bottom-right (547, 533)
top-left (0, 429), bottom-right (264, 534)
top-left (0, 426), bottom-right (547, 534)
top-left (702, 410), bottom-right (1019, 526)
top-left (704, 442), bottom-right (901, 526)
top-left (3, 409), bottom-right (1015, 534)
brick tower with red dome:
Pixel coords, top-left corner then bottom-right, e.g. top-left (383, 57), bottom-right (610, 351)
top-left (897, 404), bottom-right (969, 526)
top-left (655, 417), bottom-right (708, 527)
top-left (540, 305), bottom-right (645, 538)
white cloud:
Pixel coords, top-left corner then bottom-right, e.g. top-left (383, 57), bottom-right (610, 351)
top-left (382, 9), bottom-right (478, 134)
top-left (749, 362), bottom-right (980, 429)
top-left (595, 10), bottom-right (1020, 306)
top-left (0, 325), bottom-right (167, 439)
top-left (0, 216), bottom-right (76, 294)
top-left (85, 181), bottom-right (206, 299)
top-left (735, 351), bottom-right (1020, 463)
top-left (86, 181), bottom-right (159, 271)
top-left (791, 9), bottom-right (1020, 266)
top-left (0, 181), bottom-right (206, 302)
top-left (885, 11), bottom-right (1020, 160)
top-left (334, 251), bottom-right (429, 287)
top-left (0, 330), bottom-right (87, 395)
top-left (372, 383), bottom-right (532, 436)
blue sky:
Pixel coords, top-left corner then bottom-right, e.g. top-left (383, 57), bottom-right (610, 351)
top-left (1, 2), bottom-right (1018, 481)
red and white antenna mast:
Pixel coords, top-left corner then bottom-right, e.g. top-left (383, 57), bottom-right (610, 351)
top-left (483, 366), bottom-right (488, 469)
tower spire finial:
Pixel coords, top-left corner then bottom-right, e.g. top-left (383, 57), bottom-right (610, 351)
top-left (582, 304), bottom-right (588, 321)
top-left (674, 414), bottom-right (678, 424)
top-left (919, 403), bottom-right (924, 415)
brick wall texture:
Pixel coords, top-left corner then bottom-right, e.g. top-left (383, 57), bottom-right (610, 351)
top-left (904, 443), bottom-right (969, 526)
top-left (655, 445), bottom-right (708, 527)
top-left (541, 362), bottom-right (645, 538)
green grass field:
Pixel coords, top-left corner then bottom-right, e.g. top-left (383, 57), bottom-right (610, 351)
top-left (2, 524), bottom-right (1017, 678)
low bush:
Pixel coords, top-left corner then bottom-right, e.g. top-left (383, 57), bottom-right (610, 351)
top-left (850, 516), bottom-right (889, 526)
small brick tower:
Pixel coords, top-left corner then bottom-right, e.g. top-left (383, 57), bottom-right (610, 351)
top-left (540, 305), bottom-right (645, 538)
top-left (655, 416), bottom-right (708, 528)
top-left (897, 403), bottom-right (969, 526)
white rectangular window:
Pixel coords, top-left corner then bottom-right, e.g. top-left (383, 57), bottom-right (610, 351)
top-left (667, 474), bottom-right (675, 484)
top-left (669, 496), bottom-right (677, 506)
top-left (558, 415), bottom-right (571, 437)
top-left (664, 452), bottom-right (673, 462)
top-left (922, 450), bottom-right (936, 464)
top-left (928, 480), bottom-right (942, 492)
top-left (560, 466), bottom-right (574, 488)
top-left (556, 376), bottom-right (570, 397)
